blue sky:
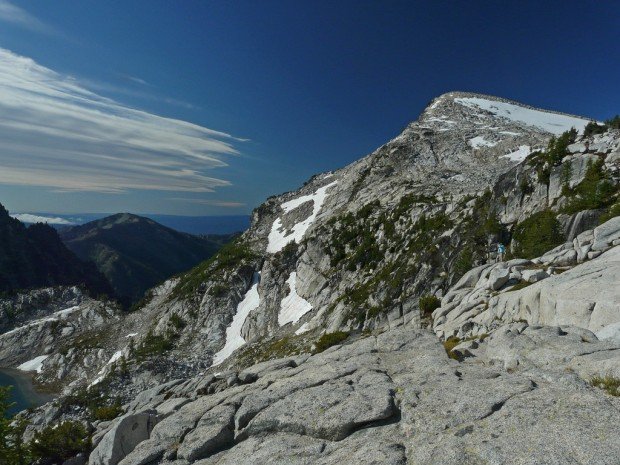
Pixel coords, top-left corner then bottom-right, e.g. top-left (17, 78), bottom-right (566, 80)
top-left (0, 0), bottom-right (618, 216)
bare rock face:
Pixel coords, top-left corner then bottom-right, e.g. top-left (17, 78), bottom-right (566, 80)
top-left (89, 411), bottom-right (158, 465)
top-left (82, 326), bottom-right (620, 465)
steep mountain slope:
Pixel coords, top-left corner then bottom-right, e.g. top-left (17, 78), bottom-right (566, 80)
top-left (119, 92), bottom-right (595, 366)
top-left (59, 213), bottom-right (231, 305)
top-left (0, 203), bottom-right (112, 297)
top-left (5, 92), bottom-right (620, 465)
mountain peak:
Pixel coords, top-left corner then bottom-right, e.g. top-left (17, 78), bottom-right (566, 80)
top-left (421, 91), bottom-right (591, 135)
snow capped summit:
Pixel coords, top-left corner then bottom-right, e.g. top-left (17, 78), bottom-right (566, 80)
top-left (453, 95), bottom-right (590, 135)
top-left (424, 91), bottom-right (591, 135)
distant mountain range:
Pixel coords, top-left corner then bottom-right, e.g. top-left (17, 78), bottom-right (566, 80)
top-left (11, 213), bottom-right (250, 235)
top-left (0, 204), bottom-right (112, 297)
top-left (59, 213), bottom-right (233, 305)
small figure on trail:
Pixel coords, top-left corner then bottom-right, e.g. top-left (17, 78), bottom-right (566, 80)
top-left (497, 243), bottom-right (506, 262)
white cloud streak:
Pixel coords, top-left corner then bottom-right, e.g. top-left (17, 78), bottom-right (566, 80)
top-left (10, 213), bottom-right (74, 225)
top-left (0, 48), bottom-right (243, 194)
top-left (0, 0), bottom-right (56, 34)
top-left (169, 198), bottom-right (246, 208)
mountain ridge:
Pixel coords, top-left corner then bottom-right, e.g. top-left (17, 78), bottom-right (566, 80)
top-left (0, 203), bottom-right (113, 298)
top-left (60, 212), bottom-right (233, 305)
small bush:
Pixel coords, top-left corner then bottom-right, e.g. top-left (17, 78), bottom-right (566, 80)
top-left (92, 402), bottom-right (123, 422)
top-left (419, 294), bottom-right (441, 318)
top-left (505, 280), bottom-right (533, 292)
top-left (443, 336), bottom-right (461, 360)
top-left (171, 239), bottom-right (257, 299)
top-left (584, 116), bottom-right (619, 137)
top-left (512, 210), bottom-right (564, 259)
top-left (584, 121), bottom-right (607, 137)
top-left (207, 284), bottom-right (228, 297)
top-left (590, 375), bottom-right (620, 396)
top-left (562, 159), bottom-right (617, 214)
top-left (134, 330), bottom-right (177, 358)
top-left (169, 313), bottom-right (186, 330)
top-left (599, 202), bottom-right (620, 224)
top-left (453, 248), bottom-right (474, 279)
top-left (314, 331), bottom-right (349, 354)
top-left (30, 421), bottom-right (91, 463)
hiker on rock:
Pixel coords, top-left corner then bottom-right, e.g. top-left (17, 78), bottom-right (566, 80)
top-left (497, 243), bottom-right (506, 262)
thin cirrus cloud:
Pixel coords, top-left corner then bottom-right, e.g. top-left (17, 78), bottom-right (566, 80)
top-left (170, 198), bottom-right (246, 208)
top-left (0, 0), bottom-right (56, 35)
top-left (0, 48), bottom-right (244, 194)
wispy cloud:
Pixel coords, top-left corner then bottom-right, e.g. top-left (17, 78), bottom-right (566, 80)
top-left (79, 77), bottom-right (201, 110)
top-left (124, 75), bottom-right (149, 86)
top-left (0, 48), bottom-right (244, 194)
top-left (0, 0), bottom-right (56, 35)
top-left (170, 198), bottom-right (246, 208)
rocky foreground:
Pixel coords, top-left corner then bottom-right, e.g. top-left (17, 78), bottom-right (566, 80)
top-left (85, 216), bottom-right (620, 465)
top-left (89, 322), bottom-right (620, 465)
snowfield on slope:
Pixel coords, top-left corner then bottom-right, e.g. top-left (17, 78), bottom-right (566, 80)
top-left (1, 305), bottom-right (81, 338)
top-left (17, 355), bottom-right (48, 373)
top-left (501, 145), bottom-right (535, 162)
top-left (468, 136), bottom-right (497, 149)
top-left (90, 350), bottom-right (124, 386)
top-left (267, 180), bottom-right (338, 253)
top-left (454, 97), bottom-right (590, 135)
top-left (278, 272), bottom-right (313, 327)
top-left (212, 272), bottom-right (261, 366)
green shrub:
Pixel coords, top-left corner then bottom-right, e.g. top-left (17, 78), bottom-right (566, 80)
top-left (171, 239), bottom-right (257, 299)
top-left (30, 421), bottom-right (91, 463)
top-left (590, 375), bottom-right (620, 396)
top-left (128, 290), bottom-right (153, 312)
top-left (599, 202), bottom-right (620, 224)
top-left (419, 294), bottom-right (441, 317)
top-left (505, 280), bottom-right (533, 292)
top-left (584, 121), bottom-right (607, 137)
top-left (562, 159), bottom-right (618, 214)
top-left (207, 284), bottom-right (228, 297)
top-left (134, 330), bottom-right (177, 358)
top-left (92, 400), bottom-right (123, 422)
top-left (546, 129), bottom-right (577, 166)
top-left (527, 129), bottom-right (577, 184)
top-left (583, 116), bottom-right (619, 137)
top-left (236, 336), bottom-right (304, 367)
top-left (443, 336), bottom-right (461, 360)
top-left (314, 331), bottom-right (349, 354)
top-left (0, 387), bottom-right (31, 465)
top-left (519, 177), bottom-right (534, 196)
top-left (453, 247), bottom-right (474, 279)
top-left (169, 313), bottom-right (186, 330)
top-left (512, 210), bottom-right (564, 259)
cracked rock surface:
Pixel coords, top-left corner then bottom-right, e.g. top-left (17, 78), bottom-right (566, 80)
top-left (90, 325), bottom-right (620, 465)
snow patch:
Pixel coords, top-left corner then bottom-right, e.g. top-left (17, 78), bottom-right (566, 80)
top-left (125, 333), bottom-right (138, 338)
top-left (1, 306), bottom-right (80, 337)
top-left (500, 145), bottom-right (533, 162)
top-left (90, 350), bottom-right (125, 386)
top-left (107, 350), bottom-right (123, 365)
top-left (212, 272), bottom-right (261, 366)
top-left (278, 272), bottom-right (313, 326)
top-left (17, 355), bottom-right (48, 373)
top-left (267, 180), bottom-right (338, 253)
top-left (454, 97), bottom-right (590, 135)
top-left (295, 322), bottom-right (310, 335)
top-left (468, 136), bottom-right (498, 149)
